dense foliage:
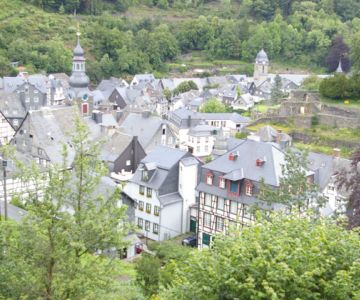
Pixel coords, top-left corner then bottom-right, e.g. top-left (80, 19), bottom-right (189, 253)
top-left (0, 118), bottom-right (136, 299)
top-left (319, 74), bottom-right (360, 100)
top-left (336, 146), bottom-right (360, 229)
top-left (160, 214), bottom-right (360, 299)
top-left (200, 97), bottom-right (227, 113)
top-left (2, 0), bottom-right (360, 82)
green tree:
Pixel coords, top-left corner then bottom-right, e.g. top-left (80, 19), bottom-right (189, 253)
top-left (336, 146), bottom-right (360, 229)
top-left (260, 149), bottom-right (325, 212)
top-left (160, 214), bottom-right (360, 299)
top-left (0, 117), bottom-right (132, 299)
top-left (135, 255), bottom-right (161, 298)
top-left (200, 97), bottom-right (227, 113)
top-left (173, 80), bottom-right (198, 96)
top-left (270, 74), bottom-right (284, 101)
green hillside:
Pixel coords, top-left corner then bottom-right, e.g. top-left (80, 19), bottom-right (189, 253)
top-left (0, 0), bottom-right (359, 82)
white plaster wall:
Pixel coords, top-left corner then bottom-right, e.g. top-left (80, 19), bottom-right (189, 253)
top-left (179, 161), bottom-right (198, 232)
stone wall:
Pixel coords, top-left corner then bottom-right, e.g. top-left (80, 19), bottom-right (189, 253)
top-left (318, 113), bottom-right (360, 129)
top-left (291, 132), bottom-right (360, 149)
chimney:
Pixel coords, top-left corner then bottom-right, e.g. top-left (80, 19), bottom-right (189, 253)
top-left (92, 110), bottom-right (103, 124)
top-left (333, 148), bottom-right (341, 158)
top-left (187, 115), bottom-right (192, 127)
top-left (276, 130), bottom-right (282, 145)
top-left (142, 111), bottom-right (150, 118)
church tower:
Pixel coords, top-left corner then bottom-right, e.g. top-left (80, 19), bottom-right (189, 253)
top-left (68, 31), bottom-right (91, 115)
top-left (336, 59), bottom-right (343, 73)
top-left (253, 49), bottom-right (269, 80)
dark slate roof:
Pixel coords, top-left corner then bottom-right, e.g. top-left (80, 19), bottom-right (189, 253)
top-left (307, 152), bottom-right (351, 192)
top-left (120, 113), bottom-right (163, 148)
top-left (0, 201), bottom-right (27, 222)
top-left (256, 49), bottom-right (269, 63)
top-left (180, 156), bottom-right (200, 166)
top-left (100, 132), bottom-right (133, 162)
top-left (141, 146), bottom-right (188, 170)
top-left (25, 106), bottom-right (80, 165)
top-left (0, 91), bottom-right (27, 119)
top-left (188, 124), bottom-right (217, 137)
top-left (204, 139), bottom-right (285, 187)
top-left (169, 108), bottom-right (250, 129)
top-left (158, 192), bottom-right (183, 206)
top-left (129, 146), bottom-right (187, 189)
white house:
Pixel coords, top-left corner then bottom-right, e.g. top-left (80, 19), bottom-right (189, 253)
top-left (122, 146), bottom-right (200, 241)
top-left (184, 124), bottom-right (217, 157)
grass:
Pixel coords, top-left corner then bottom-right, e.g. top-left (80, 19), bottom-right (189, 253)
top-left (294, 142), bottom-right (353, 158)
top-left (247, 121), bottom-right (358, 158)
top-left (247, 121), bottom-right (292, 133)
top-left (252, 103), bottom-right (281, 113)
top-left (320, 96), bottom-right (360, 110)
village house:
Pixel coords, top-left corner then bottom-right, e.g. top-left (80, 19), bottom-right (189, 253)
top-left (196, 139), bottom-right (288, 248)
top-left (120, 112), bottom-right (177, 153)
top-left (122, 146), bottom-right (201, 241)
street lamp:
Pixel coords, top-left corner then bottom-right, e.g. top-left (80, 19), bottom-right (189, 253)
top-left (1, 158), bottom-right (8, 221)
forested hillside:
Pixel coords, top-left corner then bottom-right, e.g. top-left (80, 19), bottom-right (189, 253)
top-left (1, 0), bottom-right (360, 82)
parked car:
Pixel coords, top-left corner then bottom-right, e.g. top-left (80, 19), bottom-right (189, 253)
top-left (182, 235), bottom-right (197, 247)
top-left (135, 243), bottom-right (144, 254)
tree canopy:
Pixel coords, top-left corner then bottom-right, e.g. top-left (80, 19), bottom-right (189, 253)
top-left (160, 214), bottom-right (360, 300)
top-left (0, 118), bottom-right (134, 299)
top-left (200, 97), bottom-right (227, 113)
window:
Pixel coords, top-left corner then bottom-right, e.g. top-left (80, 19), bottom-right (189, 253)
top-left (197, 137), bottom-right (200, 144)
top-left (205, 145), bottom-right (209, 152)
top-left (219, 177), bottom-right (225, 189)
top-left (25, 97), bottom-right (30, 103)
top-left (13, 119), bottom-right (18, 126)
top-left (38, 148), bottom-right (43, 155)
top-left (145, 221), bottom-right (150, 232)
top-left (137, 218), bottom-right (143, 229)
top-left (230, 201), bottom-right (238, 214)
top-left (126, 160), bottom-right (131, 166)
top-left (146, 187), bottom-right (152, 198)
top-left (245, 181), bottom-right (253, 196)
top-left (202, 233), bottom-right (211, 246)
top-left (217, 197), bottom-right (224, 211)
top-left (82, 103), bottom-right (88, 114)
top-left (138, 201), bottom-right (144, 211)
top-left (243, 205), bottom-right (252, 219)
top-left (34, 90), bottom-right (38, 94)
top-left (146, 203), bottom-right (151, 214)
top-left (206, 172), bottom-right (213, 185)
top-left (196, 146), bottom-right (200, 153)
top-left (34, 97), bottom-right (39, 103)
top-left (142, 170), bottom-right (149, 181)
top-left (229, 220), bottom-right (237, 230)
top-left (229, 181), bottom-right (239, 195)
top-left (154, 206), bottom-right (160, 216)
top-left (216, 217), bottom-right (224, 231)
top-left (204, 213), bottom-right (211, 228)
top-left (153, 223), bottom-right (159, 234)
top-left (139, 185), bottom-right (145, 195)
top-left (205, 194), bottom-right (212, 207)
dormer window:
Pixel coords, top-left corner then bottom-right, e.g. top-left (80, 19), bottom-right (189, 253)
top-left (256, 159), bottom-right (265, 167)
top-left (206, 172), bottom-right (213, 185)
top-left (142, 170), bottom-right (149, 181)
top-left (245, 180), bottom-right (253, 196)
top-left (219, 176), bottom-right (225, 189)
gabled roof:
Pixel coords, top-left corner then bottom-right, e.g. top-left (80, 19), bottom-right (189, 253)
top-left (204, 139), bottom-right (285, 187)
top-left (24, 106), bottom-right (80, 166)
top-left (129, 146), bottom-right (189, 196)
top-left (0, 201), bottom-right (27, 222)
top-left (141, 145), bottom-right (188, 170)
top-left (120, 113), bottom-right (164, 149)
top-left (100, 132), bottom-right (133, 162)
